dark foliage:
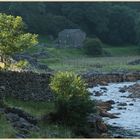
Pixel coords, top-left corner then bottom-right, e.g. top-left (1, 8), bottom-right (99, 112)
top-left (1, 2), bottom-right (140, 45)
top-left (84, 38), bottom-right (103, 56)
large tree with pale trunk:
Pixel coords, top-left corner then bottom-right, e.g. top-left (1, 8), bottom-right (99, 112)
top-left (0, 13), bottom-right (38, 69)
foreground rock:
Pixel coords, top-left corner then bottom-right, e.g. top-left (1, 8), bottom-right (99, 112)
top-left (4, 107), bottom-right (39, 138)
top-left (124, 83), bottom-right (140, 98)
top-left (96, 100), bottom-right (118, 119)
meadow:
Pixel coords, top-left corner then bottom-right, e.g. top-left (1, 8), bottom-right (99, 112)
top-left (26, 38), bottom-right (140, 73)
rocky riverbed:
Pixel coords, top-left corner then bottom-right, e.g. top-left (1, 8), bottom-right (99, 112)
top-left (89, 81), bottom-right (140, 138)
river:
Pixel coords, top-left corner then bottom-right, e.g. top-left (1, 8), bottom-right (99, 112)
top-left (89, 81), bottom-right (140, 138)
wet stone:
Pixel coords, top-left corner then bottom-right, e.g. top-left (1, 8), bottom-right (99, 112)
top-left (118, 103), bottom-right (127, 106)
top-left (100, 87), bottom-right (107, 90)
top-left (95, 91), bottom-right (103, 96)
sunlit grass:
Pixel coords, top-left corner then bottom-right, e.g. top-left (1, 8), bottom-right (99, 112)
top-left (5, 97), bottom-right (55, 117)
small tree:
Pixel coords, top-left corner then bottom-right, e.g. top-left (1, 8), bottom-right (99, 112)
top-left (84, 38), bottom-right (103, 56)
top-left (50, 71), bottom-right (96, 135)
top-left (0, 13), bottom-right (38, 69)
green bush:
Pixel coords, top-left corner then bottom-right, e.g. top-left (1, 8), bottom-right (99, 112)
top-left (50, 71), bottom-right (96, 135)
top-left (50, 71), bottom-right (88, 100)
top-left (84, 38), bottom-right (103, 56)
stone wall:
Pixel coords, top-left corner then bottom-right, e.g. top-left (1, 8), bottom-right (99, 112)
top-left (82, 72), bottom-right (140, 87)
top-left (0, 71), bottom-right (52, 101)
top-left (1, 71), bottom-right (140, 101)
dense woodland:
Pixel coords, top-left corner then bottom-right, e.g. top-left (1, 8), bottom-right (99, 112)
top-left (0, 2), bottom-right (140, 45)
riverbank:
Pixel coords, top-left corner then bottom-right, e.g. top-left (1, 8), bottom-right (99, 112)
top-left (89, 81), bottom-right (140, 138)
top-left (0, 70), bottom-right (140, 138)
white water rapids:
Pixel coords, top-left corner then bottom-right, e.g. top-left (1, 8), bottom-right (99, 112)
top-left (89, 81), bottom-right (140, 138)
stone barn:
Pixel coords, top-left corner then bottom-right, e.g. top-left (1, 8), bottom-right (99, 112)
top-left (57, 29), bottom-right (86, 48)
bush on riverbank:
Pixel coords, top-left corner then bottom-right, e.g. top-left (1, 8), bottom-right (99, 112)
top-left (50, 71), bottom-right (97, 136)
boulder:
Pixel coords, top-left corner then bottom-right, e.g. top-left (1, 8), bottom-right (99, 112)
top-left (96, 120), bottom-right (108, 133)
top-left (118, 102), bottom-right (127, 106)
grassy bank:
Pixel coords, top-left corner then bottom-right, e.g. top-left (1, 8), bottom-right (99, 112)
top-left (0, 114), bottom-right (16, 138)
top-left (25, 37), bottom-right (140, 73)
top-left (5, 97), bottom-right (74, 138)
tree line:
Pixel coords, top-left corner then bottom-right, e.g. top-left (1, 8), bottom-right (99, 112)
top-left (0, 2), bottom-right (140, 45)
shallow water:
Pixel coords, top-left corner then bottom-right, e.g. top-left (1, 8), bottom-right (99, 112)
top-left (89, 81), bottom-right (140, 138)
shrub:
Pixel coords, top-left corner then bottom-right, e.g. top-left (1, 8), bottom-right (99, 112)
top-left (84, 38), bottom-right (103, 56)
top-left (50, 71), bottom-right (96, 135)
top-left (50, 71), bottom-right (88, 100)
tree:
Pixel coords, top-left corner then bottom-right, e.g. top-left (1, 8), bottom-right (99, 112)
top-left (84, 38), bottom-right (103, 56)
top-left (49, 72), bottom-right (96, 135)
top-left (0, 13), bottom-right (38, 69)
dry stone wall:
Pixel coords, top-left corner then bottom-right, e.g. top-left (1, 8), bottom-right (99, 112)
top-left (0, 71), bottom-right (140, 101)
top-left (0, 71), bottom-right (53, 101)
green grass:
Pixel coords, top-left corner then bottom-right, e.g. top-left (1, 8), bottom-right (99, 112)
top-left (5, 97), bottom-right (74, 138)
top-left (31, 122), bottom-right (74, 138)
top-left (0, 114), bottom-right (16, 138)
top-left (5, 97), bottom-right (55, 117)
top-left (40, 55), bottom-right (140, 73)
top-left (104, 44), bottom-right (140, 56)
top-left (25, 37), bottom-right (140, 73)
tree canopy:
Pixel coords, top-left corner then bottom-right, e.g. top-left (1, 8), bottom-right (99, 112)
top-left (0, 13), bottom-right (38, 68)
top-left (0, 2), bottom-right (140, 45)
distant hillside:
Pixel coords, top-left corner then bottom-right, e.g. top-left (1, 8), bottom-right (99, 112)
top-left (1, 2), bottom-right (140, 45)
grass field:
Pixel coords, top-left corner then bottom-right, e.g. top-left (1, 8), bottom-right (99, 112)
top-left (25, 37), bottom-right (140, 73)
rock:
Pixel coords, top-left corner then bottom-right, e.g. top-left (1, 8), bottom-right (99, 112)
top-left (100, 111), bottom-right (118, 119)
top-left (13, 119), bottom-right (31, 129)
top-left (96, 120), bottom-right (108, 133)
top-left (106, 100), bottom-right (115, 105)
top-left (119, 89), bottom-right (126, 93)
top-left (100, 81), bottom-right (108, 86)
top-left (129, 103), bottom-right (134, 106)
top-left (101, 133), bottom-right (109, 138)
top-left (6, 113), bottom-right (20, 122)
top-left (128, 59), bottom-right (140, 65)
top-left (100, 87), bottom-right (107, 90)
top-left (97, 100), bottom-right (114, 111)
top-left (5, 107), bottom-right (38, 124)
top-left (15, 133), bottom-right (26, 138)
top-left (87, 114), bottom-right (102, 123)
top-left (95, 91), bottom-right (103, 96)
top-left (118, 102), bottom-right (127, 106)
top-left (120, 95), bottom-right (127, 98)
top-left (0, 86), bottom-right (5, 90)
top-left (118, 107), bottom-right (126, 110)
